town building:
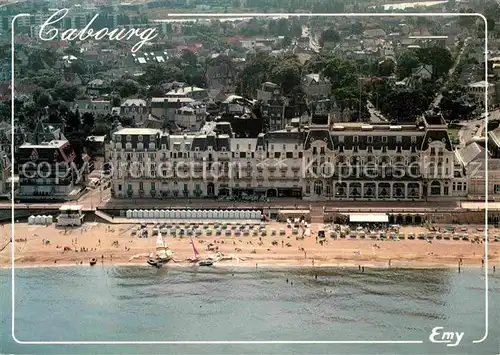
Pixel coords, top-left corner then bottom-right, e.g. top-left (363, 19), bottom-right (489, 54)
top-left (120, 99), bottom-right (148, 125)
top-left (466, 81), bottom-right (496, 109)
top-left (15, 140), bottom-right (80, 201)
top-left (107, 114), bottom-right (458, 201)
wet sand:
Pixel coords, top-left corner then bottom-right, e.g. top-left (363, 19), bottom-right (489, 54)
top-left (0, 222), bottom-right (498, 269)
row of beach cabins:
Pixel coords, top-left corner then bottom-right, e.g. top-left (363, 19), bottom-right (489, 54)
top-left (126, 209), bottom-right (262, 221)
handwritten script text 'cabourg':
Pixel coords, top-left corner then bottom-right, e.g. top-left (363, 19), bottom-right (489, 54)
top-left (39, 9), bottom-right (158, 52)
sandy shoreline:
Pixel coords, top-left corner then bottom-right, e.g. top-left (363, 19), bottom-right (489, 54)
top-left (1, 221), bottom-right (498, 270)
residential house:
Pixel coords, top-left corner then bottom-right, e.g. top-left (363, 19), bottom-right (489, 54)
top-left (466, 81), bottom-right (496, 109)
top-left (151, 97), bottom-right (195, 121)
top-left (302, 73), bottom-right (331, 100)
top-left (257, 82), bottom-right (279, 104)
top-left (73, 100), bottom-right (112, 117)
top-left (86, 79), bottom-right (112, 97)
top-left (173, 102), bottom-right (207, 132)
top-left (363, 28), bottom-right (387, 39)
top-left (120, 99), bottom-right (148, 125)
top-left (165, 86), bottom-right (209, 101)
top-left (205, 54), bottom-right (238, 91)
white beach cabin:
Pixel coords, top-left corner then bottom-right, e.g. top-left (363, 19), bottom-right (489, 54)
top-left (57, 205), bottom-right (84, 227)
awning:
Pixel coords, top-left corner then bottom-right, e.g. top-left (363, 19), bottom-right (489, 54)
top-left (349, 213), bottom-right (389, 223)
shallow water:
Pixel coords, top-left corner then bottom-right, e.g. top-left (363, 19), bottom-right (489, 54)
top-left (1, 266), bottom-right (498, 354)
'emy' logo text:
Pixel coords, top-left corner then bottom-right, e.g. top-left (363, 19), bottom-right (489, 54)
top-left (429, 327), bottom-right (464, 347)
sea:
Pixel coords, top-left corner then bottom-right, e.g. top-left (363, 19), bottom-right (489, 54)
top-left (1, 266), bottom-right (498, 354)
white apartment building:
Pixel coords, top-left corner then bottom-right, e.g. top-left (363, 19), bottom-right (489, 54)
top-left (107, 115), bottom-right (460, 201)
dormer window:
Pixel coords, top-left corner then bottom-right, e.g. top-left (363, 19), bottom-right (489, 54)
top-left (138, 135), bottom-right (143, 142)
top-left (367, 136), bottom-right (373, 143)
top-left (126, 135), bottom-right (131, 142)
top-left (382, 136), bottom-right (387, 143)
top-left (353, 136), bottom-right (359, 144)
top-left (396, 136), bottom-right (402, 143)
top-left (411, 136), bottom-right (416, 144)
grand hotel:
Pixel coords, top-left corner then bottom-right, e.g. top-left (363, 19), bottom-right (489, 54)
top-left (106, 114), bottom-right (468, 201)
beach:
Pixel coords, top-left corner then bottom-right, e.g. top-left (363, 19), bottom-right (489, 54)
top-left (1, 221), bottom-right (498, 269)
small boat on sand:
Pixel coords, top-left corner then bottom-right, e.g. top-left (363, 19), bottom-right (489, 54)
top-left (89, 258), bottom-right (97, 266)
top-left (147, 233), bottom-right (172, 268)
top-left (198, 260), bottom-right (213, 267)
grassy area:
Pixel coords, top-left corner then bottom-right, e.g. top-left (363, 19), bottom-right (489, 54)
top-left (447, 127), bottom-right (460, 144)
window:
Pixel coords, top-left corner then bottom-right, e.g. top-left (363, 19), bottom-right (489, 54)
top-left (236, 144), bottom-right (239, 150)
top-left (367, 136), bottom-right (373, 143)
top-left (139, 181), bottom-right (144, 191)
top-left (396, 136), bottom-right (402, 143)
top-left (126, 135), bottom-right (131, 142)
top-left (495, 184), bottom-right (500, 194)
top-left (271, 144), bottom-right (274, 150)
top-left (411, 136), bottom-right (416, 144)
top-left (339, 136), bottom-right (344, 144)
top-left (282, 144), bottom-right (286, 150)
top-left (118, 184), bottom-right (122, 191)
top-left (151, 182), bottom-right (155, 190)
top-left (138, 135), bottom-right (143, 142)
top-left (305, 185), bottom-right (310, 194)
top-left (353, 136), bottom-right (359, 143)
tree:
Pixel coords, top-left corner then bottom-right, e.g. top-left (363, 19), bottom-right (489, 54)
top-left (270, 56), bottom-right (302, 94)
top-left (319, 27), bottom-right (341, 47)
top-left (181, 50), bottom-right (198, 67)
top-left (147, 85), bottom-right (165, 98)
top-left (396, 50), bottom-right (420, 79)
top-left (52, 83), bottom-right (79, 102)
top-left (415, 47), bottom-right (453, 78)
top-left (33, 90), bottom-right (52, 108)
top-left (378, 59), bottom-right (395, 77)
top-left (115, 79), bottom-right (140, 98)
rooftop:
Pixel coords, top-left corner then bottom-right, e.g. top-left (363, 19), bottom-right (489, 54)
top-left (114, 128), bottom-right (162, 136)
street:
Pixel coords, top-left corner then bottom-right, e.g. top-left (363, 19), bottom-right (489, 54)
top-left (432, 37), bottom-right (469, 109)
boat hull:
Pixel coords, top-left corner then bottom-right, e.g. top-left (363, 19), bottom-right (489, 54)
top-left (147, 258), bottom-right (170, 268)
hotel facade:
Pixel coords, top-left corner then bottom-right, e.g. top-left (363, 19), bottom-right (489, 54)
top-left (106, 115), bottom-right (464, 201)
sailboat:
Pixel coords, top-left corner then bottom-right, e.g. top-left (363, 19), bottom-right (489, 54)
top-left (188, 237), bottom-right (200, 263)
top-left (188, 237), bottom-right (213, 266)
top-left (147, 233), bottom-right (172, 268)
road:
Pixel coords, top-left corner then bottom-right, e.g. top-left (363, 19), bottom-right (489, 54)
top-left (431, 37), bottom-right (469, 109)
top-left (367, 101), bottom-right (388, 123)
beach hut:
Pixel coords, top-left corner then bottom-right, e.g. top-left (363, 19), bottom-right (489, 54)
top-left (35, 215), bottom-right (42, 224)
top-left (130, 210), bottom-right (137, 218)
top-left (221, 210), bottom-right (228, 219)
top-left (28, 215), bottom-right (35, 225)
top-left (47, 215), bottom-right (53, 224)
top-left (172, 210), bottom-right (179, 219)
top-left (136, 210), bottom-right (143, 219)
top-left (126, 210), bottom-right (132, 219)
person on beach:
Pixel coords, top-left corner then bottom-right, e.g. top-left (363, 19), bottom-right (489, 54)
top-left (481, 259), bottom-right (484, 267)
